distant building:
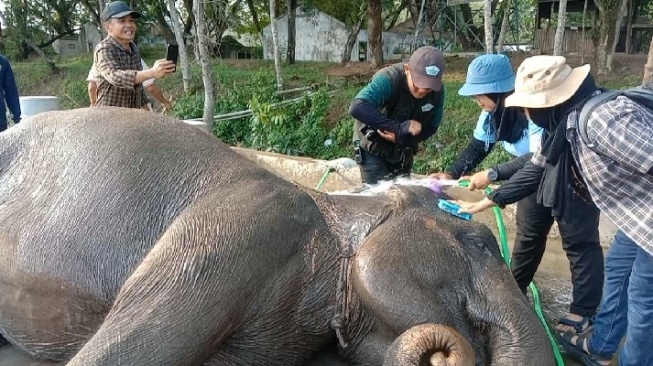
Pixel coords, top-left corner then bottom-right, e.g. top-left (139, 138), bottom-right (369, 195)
top-left (262, 8), bottom-right (403, 62)
top-left (220, 30), bottom-right (260, 59)
top-left (534, 0), bottom-right (653, 54)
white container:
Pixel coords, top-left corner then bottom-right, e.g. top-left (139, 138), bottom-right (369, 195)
top-left (182, 119), bottom-right (212, 134)
top-left (19, 96), bottom-right (60, 120)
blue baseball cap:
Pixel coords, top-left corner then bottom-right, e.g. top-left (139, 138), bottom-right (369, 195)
top-left (458, 54), bottom-right (516, 96)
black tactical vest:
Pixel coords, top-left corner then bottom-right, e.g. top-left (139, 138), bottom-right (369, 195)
top-left (353, 63), bottom-right (441, 164)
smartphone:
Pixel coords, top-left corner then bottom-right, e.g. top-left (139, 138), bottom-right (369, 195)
top-left (166, 44), bottom-right (179, 72)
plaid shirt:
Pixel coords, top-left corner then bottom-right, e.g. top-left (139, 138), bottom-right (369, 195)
top-left (93, 36), bottom-right (149, 108)
top-left (532, 94), bottom-right (653, 256)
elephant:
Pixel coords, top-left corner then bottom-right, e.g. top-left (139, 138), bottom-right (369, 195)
top-left (0, 107), bottom-right (556, 366)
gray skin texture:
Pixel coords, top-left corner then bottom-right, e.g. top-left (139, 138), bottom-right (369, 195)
top-left (0, 107), bottom-right (556, 366)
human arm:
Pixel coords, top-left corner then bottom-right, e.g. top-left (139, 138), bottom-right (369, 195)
top-left (455, 159), bottom-right (543, 214)
top-left (587, 98), bottom-right (653, 176)
top-left (441, 139), bottom-right (495, 179)
top-left (348, 75), bottom-right (419, 146)
top-left (442, 111), bottom-right (500, 178)
top-left (88, 81), bottom-right (98, 106)
top-left (487, 159), bottom-right (543, 206)
top-left (94, 46), bottom-right (172, 88)
top-left (1, 60), bottom-right (21, 122)
top-left (145, 84), bottom-right (172, 109)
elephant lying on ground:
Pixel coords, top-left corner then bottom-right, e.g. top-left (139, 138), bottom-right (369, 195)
top-left (0, 108), bottom-right (555, 366)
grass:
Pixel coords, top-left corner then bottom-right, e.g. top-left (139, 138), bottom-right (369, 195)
top-left (10, 50), bottom-right (642, 175)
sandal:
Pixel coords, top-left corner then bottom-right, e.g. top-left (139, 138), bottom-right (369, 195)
top-left (557, 315), bottom-right (593, 334)
top-left (557, 330), bottom-right (612, 366)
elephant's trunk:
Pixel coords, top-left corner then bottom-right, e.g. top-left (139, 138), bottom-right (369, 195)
top-left (477, 270), bottom-right (556, 365)
top-left (383, 323), bottom-right (475, 366)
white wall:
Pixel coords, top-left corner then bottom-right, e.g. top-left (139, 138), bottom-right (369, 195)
top-left (52, 39), bottom-right (81, 56)
top-left (262, 10), bottom-right (402, 63)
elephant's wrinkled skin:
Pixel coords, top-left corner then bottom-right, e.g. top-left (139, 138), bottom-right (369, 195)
top-left (0, 108), bottom-right (555, 366)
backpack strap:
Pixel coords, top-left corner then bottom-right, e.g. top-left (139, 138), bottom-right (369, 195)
top-left (577, 90), bottom-right (621, 148)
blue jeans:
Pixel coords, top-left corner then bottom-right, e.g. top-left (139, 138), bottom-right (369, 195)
top-left (589, 230), bottom-right (653, 366)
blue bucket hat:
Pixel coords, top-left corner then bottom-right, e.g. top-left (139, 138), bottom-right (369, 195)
top-left (458, 54), bottom-right (516, 97)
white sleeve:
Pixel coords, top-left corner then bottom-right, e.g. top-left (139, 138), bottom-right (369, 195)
top-left (86, 66), bottom-right (96, 82)
top-left (140, 58), bottom-right (155, 88)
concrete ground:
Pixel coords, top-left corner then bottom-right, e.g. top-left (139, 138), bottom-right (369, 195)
top-left (0, 148), bottom-right (621, 366)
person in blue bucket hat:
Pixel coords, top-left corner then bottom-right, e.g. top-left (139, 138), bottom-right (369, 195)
top-left (430, 54), bottom-right (605, 338)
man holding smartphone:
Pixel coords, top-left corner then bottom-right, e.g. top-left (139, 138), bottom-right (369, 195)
top-left (93, 1), bottom-right (175, 109)
top-left (87, 59), bottom-right (173, 112)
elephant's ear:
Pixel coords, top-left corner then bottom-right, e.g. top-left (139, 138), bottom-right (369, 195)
top-left (296, 184), bottom-right (394, 257)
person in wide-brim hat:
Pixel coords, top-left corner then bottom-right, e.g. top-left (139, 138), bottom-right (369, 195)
top-left (430, 54), bottom-right (605, 345)
top-left (457, 54), bottom-right (653, 366)
top-left (504, 55), bottom-right (591, 109)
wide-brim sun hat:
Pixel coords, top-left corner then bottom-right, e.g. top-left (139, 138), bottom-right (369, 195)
top-left (504, 55), bottom-right (591, 109)
top-left (458, 54), bottom-right (516, 96)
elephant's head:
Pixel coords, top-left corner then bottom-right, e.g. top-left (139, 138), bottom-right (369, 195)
top-left (323, 185), bottom-right (555, 366)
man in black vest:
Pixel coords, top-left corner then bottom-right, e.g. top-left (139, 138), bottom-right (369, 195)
top-left (349, 46), bottom-right (446, 184)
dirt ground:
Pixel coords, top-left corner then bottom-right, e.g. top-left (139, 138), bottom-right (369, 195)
top-left (323, 52), bottom-right (648, 85)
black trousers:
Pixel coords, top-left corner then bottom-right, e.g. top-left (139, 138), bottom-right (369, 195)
top-left (512, 190), bottom-right (604, 318)
top-left (358, 148), bottom-right (412, 185)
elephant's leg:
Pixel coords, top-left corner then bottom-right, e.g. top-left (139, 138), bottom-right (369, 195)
top-left (64, 212), bottom-right (293, 366)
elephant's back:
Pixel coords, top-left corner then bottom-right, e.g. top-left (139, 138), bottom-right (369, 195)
top-left (0, 107), bottom-right (291, 298)
top-left (0, 108), bottom-right (329, 360)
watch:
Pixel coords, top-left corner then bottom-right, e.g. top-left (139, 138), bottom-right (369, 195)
top-left (487, 168), bottom-right (499, 182)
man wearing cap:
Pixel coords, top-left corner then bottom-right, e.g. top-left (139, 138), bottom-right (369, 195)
top-left (456, 55), bottom-right (653, 366)
top-left (93, 1), bottom-right (175, 109)
top-left (87, 59), bottom-right (173, 112)
top-left (349, 46), bottom-right (446, 184)
top-left (430, 53), bottom-right (604, 340)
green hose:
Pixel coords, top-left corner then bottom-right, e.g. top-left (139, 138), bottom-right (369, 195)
top-left (458, 180), bottom-right (565, 366)
top-left (315, 168), bottom-right (334, 191)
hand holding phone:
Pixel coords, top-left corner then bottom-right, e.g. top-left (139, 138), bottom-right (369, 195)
top-left (166, 44), bottom-right (179, 73)
top-left (150, 59), bottom-right (176, 79)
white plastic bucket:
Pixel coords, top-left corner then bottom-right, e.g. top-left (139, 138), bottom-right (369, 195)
top-left (19, 96), bottom-right (60, 119)
top-left (182, 119), bottom-right (212, 134)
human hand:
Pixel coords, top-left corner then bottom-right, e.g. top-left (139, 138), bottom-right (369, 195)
top-left (163, 101), bottom-right (173, 114)
top-left (467, 170), bottom-right (492, 191)
top-left (378, 130), bottom-right (396, 143)
top-left (150, 59), bottom-right (176, 79)
top-left (453, 198), bottom-right (497, 214)
top-left (428, 172), bottom-right (453, 180)
top-left (408, 120), bottom-right (422, 135)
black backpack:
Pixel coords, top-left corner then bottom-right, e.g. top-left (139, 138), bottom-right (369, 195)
top-left (577, 85), bottom-right (653, 149)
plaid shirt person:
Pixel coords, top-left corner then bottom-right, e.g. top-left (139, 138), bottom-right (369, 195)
top-left (93, 35), bottom-right (149, 109)
top-left (532, 95), bottom-right (653, 256)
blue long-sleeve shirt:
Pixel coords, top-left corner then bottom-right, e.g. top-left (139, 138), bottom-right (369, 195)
top-left (0, 55), bottom-right (21, 129)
